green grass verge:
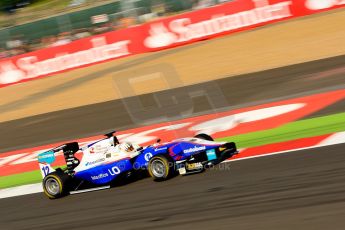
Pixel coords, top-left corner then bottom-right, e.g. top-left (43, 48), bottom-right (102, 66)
top-left (1, 112), bottom-right (345, 189)
top-left (217, 112), bottom-right (345, 148)
top-left (0, 170), bottom-right (42, 189)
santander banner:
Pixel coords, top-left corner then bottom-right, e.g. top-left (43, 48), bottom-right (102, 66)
top-left (0, 0), bottom-right (344, 87)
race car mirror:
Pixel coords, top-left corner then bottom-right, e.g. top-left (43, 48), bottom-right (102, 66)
top-left (104, 131), bottom-right (119, 145)
top-left (104, 131), bottom-right (116, 138)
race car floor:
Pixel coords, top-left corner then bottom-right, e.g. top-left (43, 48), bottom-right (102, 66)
top-left (1, 143), bottom-right (345, 230)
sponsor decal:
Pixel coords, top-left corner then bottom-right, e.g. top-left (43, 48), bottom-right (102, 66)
top-left (183, 146), bottom-right (206, 154)
top-left (89, 144), bottom-right (108, 154)
top-left (108, 166), bottom-right (121, 175)
top-left (144, 152), bottom-right (153, 161)
top-left (37, 150), bottom-right (55, 164)
top-left (154, 147), bottom-right (167, 152)
top-left (206, 149), bottom-right (217, 161)
top-left (91, 173), bottom-right (109, 180)
top-left (186, 162), bottom-right (203, 170)
top-left (85, 158), bottom-right (105, 166)
top-left (37, 152), bottom-right (54, 160)
top-left (89, 167), bottom-right (121, 181)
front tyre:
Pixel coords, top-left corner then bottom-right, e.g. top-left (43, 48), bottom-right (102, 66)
top-left (43, 171), bottom-right (71, 199)
top-left (148, 155), bottom-right (175, 181)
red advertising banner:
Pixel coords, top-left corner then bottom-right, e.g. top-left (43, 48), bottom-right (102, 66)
top-left (0, 0), bottom-right (344, 87)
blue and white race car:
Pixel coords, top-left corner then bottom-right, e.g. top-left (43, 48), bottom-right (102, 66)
top-left (38, 131), bottom-right (238, 199)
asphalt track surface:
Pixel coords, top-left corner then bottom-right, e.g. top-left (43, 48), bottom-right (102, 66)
top-left (1, 143), bottom-right (345, 230)
top-left (1, 51), bottom-right (345, 230)
top-left (1, 55), bottom-right (345, 152)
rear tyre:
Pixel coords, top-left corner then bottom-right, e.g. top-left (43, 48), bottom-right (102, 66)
top-left (194, 133), bottom-right (214, 141)
top-left (148, 155), bottom-right (175, 181)
top-left (43, 171), bottom-right (71, 199)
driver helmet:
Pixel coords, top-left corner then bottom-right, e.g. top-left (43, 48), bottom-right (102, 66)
top-left (120, 142), bottom-right (134, 152)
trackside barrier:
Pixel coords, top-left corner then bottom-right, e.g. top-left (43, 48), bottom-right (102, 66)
top-left (0, 0), bottom-right (344, 87)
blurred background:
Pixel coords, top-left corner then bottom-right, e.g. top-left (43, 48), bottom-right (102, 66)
top-left (1, 1), bottom-right (345, 229)
top-left (0, 0), bottom-right (232, 58)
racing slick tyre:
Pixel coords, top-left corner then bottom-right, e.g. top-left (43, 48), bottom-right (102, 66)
top-left (194, 133), bottom-right (214, 141)
top-left (148, 155), bottom-right (175, 181)
top-left (43, 171), bottom-right (71, 199)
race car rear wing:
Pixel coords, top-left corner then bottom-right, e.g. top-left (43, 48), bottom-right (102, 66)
top-left (38, 142), bottom-right (80, 178)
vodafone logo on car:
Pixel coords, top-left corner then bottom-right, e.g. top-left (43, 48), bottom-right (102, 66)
top-left (144, 0), bottom-right (292, 48)
top-left (305, 0), bottom-right (345, 10)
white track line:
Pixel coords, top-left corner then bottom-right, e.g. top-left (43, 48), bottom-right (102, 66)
top-left (318, 131), bottom-right (345, 147)
top-left (0, 183), bottom-right (42, 199)
top-left (1, 132), bottom-right (345, 199)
